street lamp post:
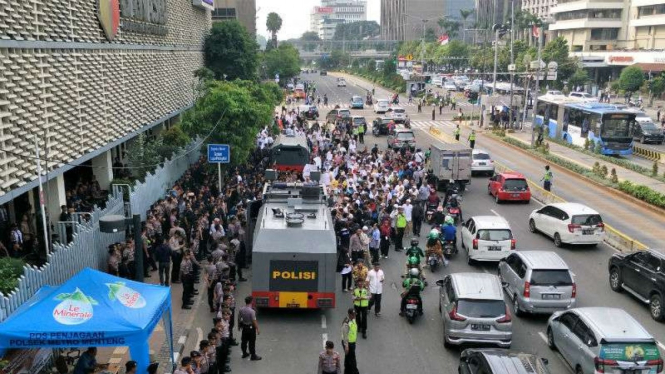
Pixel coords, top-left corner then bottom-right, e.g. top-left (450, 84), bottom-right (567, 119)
top-left (509, 0), bottom-right (516, 129)
top-left (492, 26), bottom-right (500, 95)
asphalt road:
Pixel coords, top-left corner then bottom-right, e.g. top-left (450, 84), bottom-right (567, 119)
top-left (180, 73), bottom-right (665, 374)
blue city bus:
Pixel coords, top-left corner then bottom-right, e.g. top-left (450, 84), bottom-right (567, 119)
top-left (535, 96), bottom-right (637, 155)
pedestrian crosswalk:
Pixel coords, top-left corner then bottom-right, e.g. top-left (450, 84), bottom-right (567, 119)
top-left (284, 101), bottom-right (478, 111)
top-left (409, 120), bottom-right (458, 130)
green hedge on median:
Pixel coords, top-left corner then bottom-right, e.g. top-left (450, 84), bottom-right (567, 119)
top-left (491, 134), bottom-right (665, 209)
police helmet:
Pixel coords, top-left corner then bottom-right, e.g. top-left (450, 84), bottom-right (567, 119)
top-left (409, 268), bottom-right (420, 278)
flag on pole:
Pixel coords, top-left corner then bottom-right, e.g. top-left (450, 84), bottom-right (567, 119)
top-left (438, 34), bottom-right (449, 45)
top-left (532, 25), bottom-right (541, 38)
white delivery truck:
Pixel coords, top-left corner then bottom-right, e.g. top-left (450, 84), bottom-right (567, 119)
top-left (427, 140), bottom-right (472, 191)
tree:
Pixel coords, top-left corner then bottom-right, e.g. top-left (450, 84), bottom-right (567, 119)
top-left (300, 31), bottom-right (321, 52)
top-left (181, 81), bottom-right (279, 166)
top-left (541, 37), bottom-right (577, 87)
top-left (459, 9), bottom-right (474, 43)
top-left (383, 58), bottom-right (396, 78)
top-left (568, 69), bottom-right (590, 90)
top-left (263, 43), bottom-right (301, 83)
top-left (204, 21), bottom-right (258, 81)
top-left (437, 18), bottom-right (460, 39)
top-left (126, 133), bottom-right (162, 180)
top-left (256, 34), bottom-right (268, 50)
top-left (424, 27), bottom-right (437, 43)
top-left (366, 59), bottom-right (376, 72)
top-left (649, 75), bottom-right (665, 106)
top-left (266, 12), bottom-right (283, 50)
top-left (619, 66), bottom-right (645, 98)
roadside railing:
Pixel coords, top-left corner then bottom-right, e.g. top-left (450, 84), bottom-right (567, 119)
top-left (632, 144), bottom-right (664, 163)
top-left (428, 126), bottom-right (649, 253)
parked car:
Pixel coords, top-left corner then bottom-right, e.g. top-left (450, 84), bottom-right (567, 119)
top-left (350, 95), bottom-right (364, 109)
top-left (528, 203), bottom-right (604, 247)
top-left (444, 81), bottom-right (458, 91)
top-left (471, 149), bottom-right (495, 176)
top-left (374, 99), bottom-right (390, 114)
top-left (499, 251), bottom-right (576, 317)
top-left (488, 172), bottom-right (531, 204)
top-left (372, 117), bottom-right (394, 136)
top-left (325, 108), bottom-right (352, 124)
top-left (632, 121), bottom-right (664, 144)
top-left (459, 349), bottom-right (552, 374)
top-left (387, 129), bottom-right (416, 150)
top-left (432, 76), bottom-right (444, 88)
top-left (320, 70), bottom-right (327, 76)
top-left (608, 249), bottom-right (665, 321)
top-left (461, 216), bottom-right (515, 265)
top-left (388, 106), bottom-right (408, 124)
top-left (437, 273), bottom-right (512, 349)
top-left (547, 307), bottom-right (664, 374)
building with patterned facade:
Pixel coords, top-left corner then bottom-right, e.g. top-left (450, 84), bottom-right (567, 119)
top-left (212, 0), bottom-right (257, 35)
top-left (380, 0), bottom-right (445, 41)
top-left (0, 0), bottom-right (211, 237)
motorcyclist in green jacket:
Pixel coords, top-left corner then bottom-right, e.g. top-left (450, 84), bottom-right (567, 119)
top-left (405, 238), bottom-right (425, 261)
top-left (400, 268), bottom-right (425, 316)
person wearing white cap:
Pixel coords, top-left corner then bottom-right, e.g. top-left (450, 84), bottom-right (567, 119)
top-left (403, 199), bottom-right (413, 235)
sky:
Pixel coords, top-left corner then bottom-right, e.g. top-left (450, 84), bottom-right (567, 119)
top-left (256, 0), bottom-right (381, 40)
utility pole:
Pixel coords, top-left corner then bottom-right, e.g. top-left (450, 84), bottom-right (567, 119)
top-left (508, 0), bottom-right (515, 128)
top-left (492, 26), bottom-right (500, 95)
top-left (34, 135), bottom-right (49, 259)
top-left (421, 19), bottom-right (428, 73)
top-left (531, 27), bottom-right (543, 147)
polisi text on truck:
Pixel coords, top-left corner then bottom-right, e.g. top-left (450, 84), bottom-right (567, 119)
top-left (272, 271), bottom-right (317, 280)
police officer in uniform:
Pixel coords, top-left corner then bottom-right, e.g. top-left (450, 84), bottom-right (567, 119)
top-left (341, 308), bottom-right (359, 374)
top-left (468, 130), bottom-right (476, 149)
top-left (454, 125), bottom-right (461, 141)
top-left (180, 250), bottom-right (194, 309)
top-left (352, 279), bottom-right (370, 339)
top-left (541, 165), bottom-right (553, 191)
top-left (238, 296), bottom-right (262, 361)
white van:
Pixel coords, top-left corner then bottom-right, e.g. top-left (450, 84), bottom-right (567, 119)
top-left (461, 216), bottom-right (515, 264)
top-left (432, 76), bottom-right (444, 88)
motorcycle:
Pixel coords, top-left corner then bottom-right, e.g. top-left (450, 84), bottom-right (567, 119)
top-left (425, 203), bottom-right (438, 224)
top-left (404, 117), bottom-right (412, 129)
top-left (446, 205), bottom-right (460, 225)
top-left (427, 253), bottom-right (441, 272)
top-left (404, 296), bottom-right (421, 324)
top-left (443, 240), bottom-right (456, 258)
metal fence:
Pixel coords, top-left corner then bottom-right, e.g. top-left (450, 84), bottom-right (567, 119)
top-left (129, 139), bottom-right (202, 221)
top-left (0, 194), bottom-right (125, 322)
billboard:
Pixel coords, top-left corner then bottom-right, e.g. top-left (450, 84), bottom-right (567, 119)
top-left (316, 6), bottom-right (334, 13)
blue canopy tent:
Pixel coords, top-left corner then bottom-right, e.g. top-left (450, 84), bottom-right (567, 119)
top-left (0, 268), bottom-right (174, 374)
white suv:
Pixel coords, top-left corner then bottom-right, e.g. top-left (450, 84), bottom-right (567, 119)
top-left (461, 216), bottom-right (515, 265)
top-left (337, 79), bottom-right (347, 87)
top-left (528, 203), bottom-right (604, 247)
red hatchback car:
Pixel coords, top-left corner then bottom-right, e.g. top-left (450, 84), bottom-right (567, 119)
top-left (488, 172), bottom-right (531, 203)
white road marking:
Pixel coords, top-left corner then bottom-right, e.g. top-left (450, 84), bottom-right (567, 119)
top-left (658, 341), bottom-right (665, 351)
top-left (322, 333), bottom-right (328, 349)
top-left (197, 328), bottom-right (203, 344)
top-left (178, 335), bottom-right (187, 345)
top-left (538, 331), bottom-right (548, 344)
top-left (321, 315), bottom-right (327, 329)
top-left (490, 209), bottom-right (500, 217)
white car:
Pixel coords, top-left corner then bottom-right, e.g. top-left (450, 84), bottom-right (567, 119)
top-left (471, 149), bottom-right (495, 176)
top-left (528, 203), bottom-right (604, 247)
top-left (444, 82), bottom-right (457, 91)
top-left (374, 99), bottom-right (390, 114)
top-left (461, 215), bottom-right (515, 264)
top-left (432, 76), bottom-right (444, 87)
top-left (388, 106), bottom-right (408, 123)
top-left (337, 79), bottom-right (347, 87)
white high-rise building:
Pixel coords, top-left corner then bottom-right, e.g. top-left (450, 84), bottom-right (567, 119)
top-left (310, 0), bottom-right (367, 40)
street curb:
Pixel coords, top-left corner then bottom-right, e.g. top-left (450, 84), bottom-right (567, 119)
top-left (485, 132), bottom-right (665, 217)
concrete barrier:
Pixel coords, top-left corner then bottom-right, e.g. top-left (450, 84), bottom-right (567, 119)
top-left (428, 126), bottom-right (649, 253)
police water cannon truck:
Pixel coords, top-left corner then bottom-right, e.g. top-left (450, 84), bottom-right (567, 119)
top-left (250, 170), bottom-right (336, 309)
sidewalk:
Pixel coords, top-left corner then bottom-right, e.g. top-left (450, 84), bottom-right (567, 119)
top-left (506, 130), bottom-right (665, 193)
top-left (95, 268), bottom-right (204, 374)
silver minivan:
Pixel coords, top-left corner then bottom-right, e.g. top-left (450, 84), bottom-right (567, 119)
top-left (547, 307), bottom-right (664, 374)
top-left (437, 273), bottom-right (512, 349)
top-left (498, 251), bottom-right (576, 316)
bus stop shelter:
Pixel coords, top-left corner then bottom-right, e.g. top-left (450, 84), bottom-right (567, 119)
top-left (0, 268), bottom-right (174, 374)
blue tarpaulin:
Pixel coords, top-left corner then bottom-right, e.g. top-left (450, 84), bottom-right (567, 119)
top-left (0, 268), bottom-right (174, 374)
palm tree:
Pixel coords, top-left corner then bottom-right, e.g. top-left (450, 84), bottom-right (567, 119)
top-left (459, 9), bottom-right (474, 43)
top-left (266, 12), bottom-right (283, 49)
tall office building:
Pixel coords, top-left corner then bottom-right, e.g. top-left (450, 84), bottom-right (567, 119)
top-left (444, 0), bottom-right (475, 20)
top-left (0, 0), bottom-right (210, 227)
top-left (475, 0), bottom-right (511, 29)
top-left (522, 0), bottom-right (557, 21)
top-left (212, 0), bottom-right (257, 34)
top-left (381, 0), bottom-right (446, 41)
top-left (310, 0), bottom-right (367, 40)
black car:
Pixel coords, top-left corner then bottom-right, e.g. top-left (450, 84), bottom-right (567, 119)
top-left (372, 117), bottom-right (393, 136)
top-left (320, 70), bottom-right (327, 76)
top-left (633, 121), bottom-right (664, 144)
top-left (609, 249), bottom-right (665, 321)
top-left (326, 108), bottom-right (351, 124)
top-left (459, 349), bottom-right (551, 374)
top-left (298, 105), bottom-right (319, 120)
